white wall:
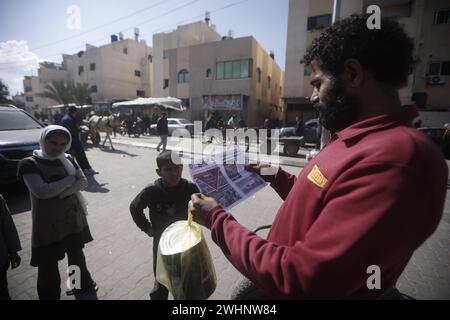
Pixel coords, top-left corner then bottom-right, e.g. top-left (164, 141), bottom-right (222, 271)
top-left (284, 0), bottom-right (310, 99)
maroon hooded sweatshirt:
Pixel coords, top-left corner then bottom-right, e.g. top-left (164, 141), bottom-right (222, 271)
top-left (205, 105), bottom-right (448, 299)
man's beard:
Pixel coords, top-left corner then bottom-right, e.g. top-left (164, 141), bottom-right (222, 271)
top-left (314, 79), bottom-right (360, 133)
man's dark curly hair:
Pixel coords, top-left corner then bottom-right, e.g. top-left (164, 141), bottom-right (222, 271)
top-left (302, 14), bottom-right (415, 88)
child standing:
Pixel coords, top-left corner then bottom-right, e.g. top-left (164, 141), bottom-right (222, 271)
top-left (130, 151), bottom-right (199, 300)
top-left (17, 125), bottom-right (97, 300)
top-left (0, 194), bottom-right (22, 300)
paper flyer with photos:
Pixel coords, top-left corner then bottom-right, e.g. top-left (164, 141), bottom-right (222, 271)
top-left (189, 149), bottom-right (267, 210)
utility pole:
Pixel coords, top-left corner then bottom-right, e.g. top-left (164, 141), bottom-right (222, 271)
top-left (320, 0), bottom-right (341, 150)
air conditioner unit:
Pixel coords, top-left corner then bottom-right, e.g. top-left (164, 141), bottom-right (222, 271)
top-left (427, 76), bottom-right (447, 85)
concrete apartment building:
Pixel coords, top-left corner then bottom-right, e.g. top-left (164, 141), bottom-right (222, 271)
top-left (152, 21), bottom-right (222, 98)
top-left (157, 22), bottom-right (284, 127)
top-left (22, 36), bottom-right (153, 115)
top-left (23, 62), bottom-right (68, 114)
top-left (62, 36), bottom-right (153, 106)
top-left (283, 0), bottom-right (450, 124)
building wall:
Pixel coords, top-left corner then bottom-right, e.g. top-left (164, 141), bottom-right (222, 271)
top-left (152, 21), bottom-right (222, 98)
top-left (413, 0), bottom-right (450, 108)
top-left (62, 39), bottom-right (153, 102)
top-left (163, 36), bottom-right (284, 127)
top-left (284, 0), bottom-right (310, 99)
top-left (23, 64), bottom-right (69, 114)
top-left (283, 0), bottom-right (450, 125)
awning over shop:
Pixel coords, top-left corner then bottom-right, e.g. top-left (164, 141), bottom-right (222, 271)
top-left (112, 97), bottom-right (186, 112)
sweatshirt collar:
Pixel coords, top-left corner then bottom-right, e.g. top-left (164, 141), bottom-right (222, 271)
top-left (332, 105), bottom-right (418, 143)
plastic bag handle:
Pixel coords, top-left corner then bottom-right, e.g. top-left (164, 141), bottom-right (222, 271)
top-left (188, 208), bottom-right (193, 227)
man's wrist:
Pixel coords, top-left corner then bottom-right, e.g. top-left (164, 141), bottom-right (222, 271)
top-left (206, 205), bottom-right (225, 229)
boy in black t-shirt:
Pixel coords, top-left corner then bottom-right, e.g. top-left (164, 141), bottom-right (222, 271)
top-left (129, 151), bottom-right (199, 300)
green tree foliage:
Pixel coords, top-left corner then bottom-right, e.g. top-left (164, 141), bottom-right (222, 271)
top-left (0, 79), bottom-right (11, 104)
top-left (39, 80), bottom-right (92, 105)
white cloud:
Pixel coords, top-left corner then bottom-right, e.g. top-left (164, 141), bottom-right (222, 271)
top-left (0, 40), bottom-right (42, 97)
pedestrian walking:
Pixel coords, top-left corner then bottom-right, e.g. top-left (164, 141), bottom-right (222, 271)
top-left (156, 113), bottom-right (169, 152)
top-left (61, 106), bottom-right (97, 176)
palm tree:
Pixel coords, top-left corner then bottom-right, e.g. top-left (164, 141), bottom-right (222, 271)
top-left (39, 80), bottom-right (92, 105)
top-left (72, 82), bottom-right (92, 105)
top-left (39, 80), bottom-right (72, 105)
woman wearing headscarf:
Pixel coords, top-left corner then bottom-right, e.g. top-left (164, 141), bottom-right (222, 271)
top-left (17, 125), bottom-right (97, 300)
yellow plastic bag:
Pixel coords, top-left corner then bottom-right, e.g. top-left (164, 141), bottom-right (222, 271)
top-left (156, 210), bottom-right (217, 300)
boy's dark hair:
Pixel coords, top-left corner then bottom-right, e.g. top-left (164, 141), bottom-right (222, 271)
top-left (156, 150), bottom-right (176, 169)
top-left (302, 14), bottom-right (415, 88)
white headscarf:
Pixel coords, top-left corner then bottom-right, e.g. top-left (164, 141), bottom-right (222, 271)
top-left (33, 125), bottom-right (76, 175)
top-left (33, 125), bottom-right (88, 215)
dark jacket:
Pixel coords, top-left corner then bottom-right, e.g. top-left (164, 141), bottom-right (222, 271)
top-left (61, 114), bottom-right (81, 145)
top-left (156, 117), bottom-right (169, 136)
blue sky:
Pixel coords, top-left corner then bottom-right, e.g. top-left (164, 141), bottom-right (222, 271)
top-left (0, 0), bottom-right (289, 96)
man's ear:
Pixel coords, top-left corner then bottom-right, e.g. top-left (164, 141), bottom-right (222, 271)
top-left (343, 59), bottom-right (364, 87)
top-left (156, 168), bottom-right (162, 177)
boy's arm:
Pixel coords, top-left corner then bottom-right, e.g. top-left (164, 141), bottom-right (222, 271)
top-left (129, 188), bottom-right (153, 236)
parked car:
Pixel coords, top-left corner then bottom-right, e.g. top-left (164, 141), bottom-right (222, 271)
top-left (150, 118), bottom-right (194, 136)
top-left (417, 127), bottom-right (450, 160)
top-left (418, 127), bottom-right (445, 147)
top-left (0, 105), bottom-right (45, 184)
top-left (279, 118), bottom-right (321, 148)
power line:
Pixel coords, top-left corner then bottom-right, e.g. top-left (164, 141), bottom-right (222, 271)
top-left (0, 0), bottom-right (172, 60)
top-left (147, 0), bottom-right (251, 35)
top-left (31, 0), bottom-right (172, 52)
top-left (0, 0), bottom-right (202, 65)
top-left (0, 0), bottom-right (254, 67)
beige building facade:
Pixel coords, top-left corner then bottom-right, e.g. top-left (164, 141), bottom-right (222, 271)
top-left (23, 62), bottom-right (68, 114)
top-left (23, 37), bottom-right (153, 115)
top-left (163, 35), bottom-right (284, 127)
top-left (284, 0), bottom-right (450, 124)
top-left (62, 38), bottom-right (153, 103)
top-left (410, 0), bottom-right (450, 109)
top-left (152, 21), bottom-right (222, 99)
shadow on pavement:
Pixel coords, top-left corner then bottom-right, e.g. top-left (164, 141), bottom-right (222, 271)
top-left (85, 175), bottom-right (110, 193)
top-left (99, 147), bottom-right (139, 157)
top-left (0, 183), bottom-right (31, 215)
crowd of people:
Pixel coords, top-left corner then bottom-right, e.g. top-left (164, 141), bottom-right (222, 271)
top-left (1, 14), bottom-right (448, 301)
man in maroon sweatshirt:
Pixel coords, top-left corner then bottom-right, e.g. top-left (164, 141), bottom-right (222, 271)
top-left (189, 14), bottom-right (448, 299)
